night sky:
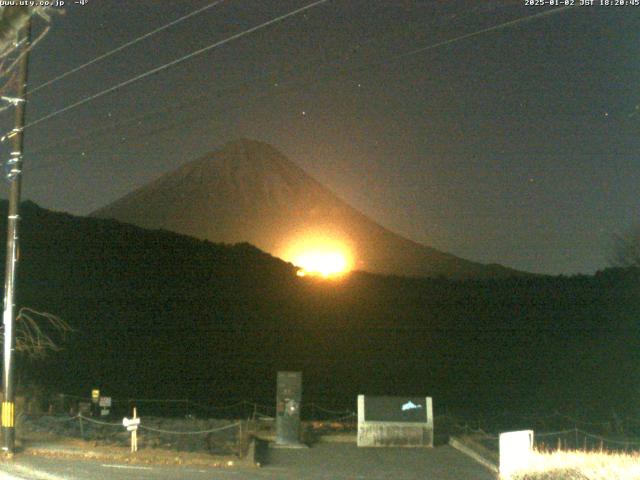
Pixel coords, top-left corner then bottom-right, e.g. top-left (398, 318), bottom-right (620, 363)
top-left (1, 0), bottom-right (638, 275)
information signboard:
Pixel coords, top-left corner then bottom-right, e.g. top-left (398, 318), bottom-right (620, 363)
top-left (357, 395), bottom-right (433, 447)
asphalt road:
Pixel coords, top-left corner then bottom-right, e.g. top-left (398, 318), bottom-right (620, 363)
top-left (0, 443), bottom-right (497, 480)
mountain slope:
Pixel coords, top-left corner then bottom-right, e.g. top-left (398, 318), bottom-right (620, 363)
top-left (92, 139), bottom-right (523, 279)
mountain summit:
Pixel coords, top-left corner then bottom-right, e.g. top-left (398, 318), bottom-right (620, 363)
top-left (92, 139), bottom-right (522, 278)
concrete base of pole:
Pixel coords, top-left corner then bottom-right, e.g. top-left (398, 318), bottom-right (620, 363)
top-left (270, 441), bottom-right (308, 449)
top-left (2, 427), bottom-right (15, 454)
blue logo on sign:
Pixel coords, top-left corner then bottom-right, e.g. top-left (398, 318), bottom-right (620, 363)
top-left (401, 401), bottom-right (423, 411)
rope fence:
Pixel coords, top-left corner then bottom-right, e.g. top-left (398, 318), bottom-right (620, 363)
top-left (580, 429), bottom-right (640, 447)
top-left (534, 429), bottom-right (577, 438)
top-left (137, 421), bottom-right (241, 435)
top-left (437, 409), bottom-right (640, 443)
top-left (41, 413), bottom-right (640, 446)
top-left (62, 413), bottom-right (242, 433)
top-left (24, 412), bottom-right (246, 456)
top-left (44, 394), bottom-right (640, 445)
top-left (443, 409), bottom-right (614, 424)
top-left (76, 414), bottom-right (121, 427)
top-left (51, 394), bottom-right (357, 422)
top-left (26, 397), bottom-right (640, 458)
top-left (534, 427), bottom-right (640, 453)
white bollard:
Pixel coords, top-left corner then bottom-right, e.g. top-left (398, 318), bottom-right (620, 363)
top-left (499, 430), bottom-right (534, 478)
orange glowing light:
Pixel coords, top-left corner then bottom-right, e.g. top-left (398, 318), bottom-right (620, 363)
top-left (294, 250), bottom-right (349, 278)
top-left (281, 234), bottom-right (354, 279)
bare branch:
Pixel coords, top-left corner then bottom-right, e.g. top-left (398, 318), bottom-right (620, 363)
top-left (0, 307), bottom-right (72, 358)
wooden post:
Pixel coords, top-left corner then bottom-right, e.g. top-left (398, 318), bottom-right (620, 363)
top-left (557, 437), bottom-right (561, 451)
top-left (79, 415), bottom-right (84, 439)
top-left (131, 407), bottom-right (138, 453)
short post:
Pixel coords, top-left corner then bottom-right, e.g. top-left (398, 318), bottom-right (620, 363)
top-left (131, 407), bottom-right (137, 453)
top-left (237, 420), bottom-right (244, 457)
top-left (123, 408), bottom-right (140, 453)
top-left (78, 415), bottom-right (84, 439)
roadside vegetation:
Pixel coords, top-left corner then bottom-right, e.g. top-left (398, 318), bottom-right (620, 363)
top-left (511, 450), bottom-right (640, 480)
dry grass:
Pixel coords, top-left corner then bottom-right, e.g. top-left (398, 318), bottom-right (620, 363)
top-left (509, 450), bottom-right (640, 480)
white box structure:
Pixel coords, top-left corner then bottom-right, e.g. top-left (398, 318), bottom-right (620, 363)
top-left (357, 395), bottom-right (433, 447)
top-left (499, 430), bottom-right (534, 478)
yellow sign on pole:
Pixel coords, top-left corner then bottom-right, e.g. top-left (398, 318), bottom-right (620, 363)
top-left (91, 389), bottom-right (100, 403)
top-left (1, 402), bottom-right (14, 427)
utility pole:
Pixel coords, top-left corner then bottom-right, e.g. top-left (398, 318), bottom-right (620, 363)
top-left (1, 11), bottom-right (31, 455)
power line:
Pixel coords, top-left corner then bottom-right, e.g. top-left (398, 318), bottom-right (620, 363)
top-left (14, 0), bottom-right (330, 134)
top-left (28, 0), bottom-right (225, 95)
top-left (26, 76), bottom-right (259, 159)
top-left (23, 4), bottom-right (574, 164)
top-left (390, 5), bottom-right (573, 62)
